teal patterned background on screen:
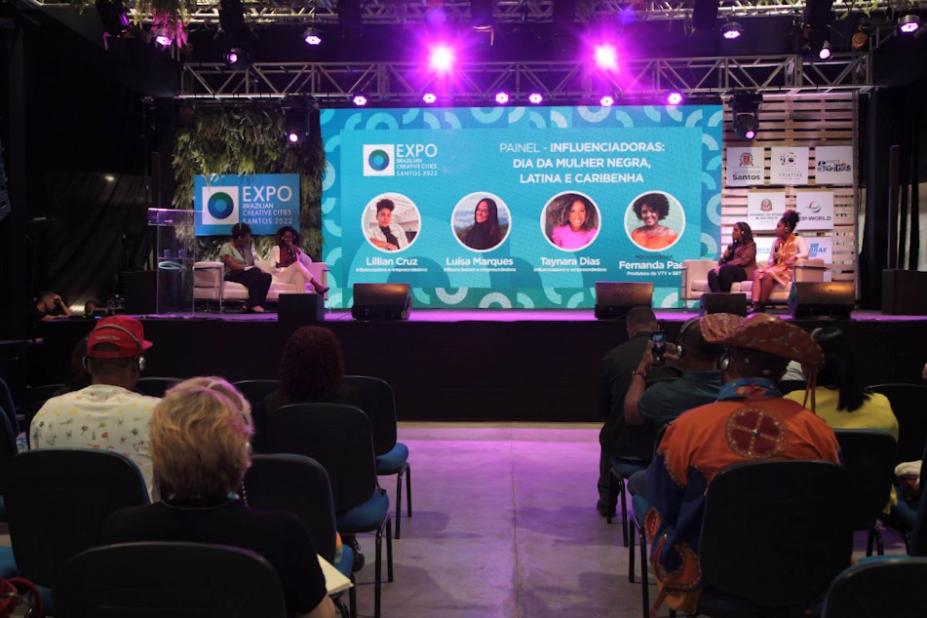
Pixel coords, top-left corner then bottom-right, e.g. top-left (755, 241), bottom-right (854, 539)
top-left (321, 105), bottom-right (723, 309)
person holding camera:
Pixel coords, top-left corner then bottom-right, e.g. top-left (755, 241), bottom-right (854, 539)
top-left (623, 315), bottom-right (736, 429)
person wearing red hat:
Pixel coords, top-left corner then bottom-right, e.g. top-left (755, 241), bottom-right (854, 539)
top-left (30, 316), bottom-right (159, 495)
top-left (641, 314), bottom-right (840, 616)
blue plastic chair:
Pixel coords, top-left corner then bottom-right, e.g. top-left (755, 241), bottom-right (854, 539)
top-left (344, 375), bottom-right (412, 540)
top-left (822, 556), bottom-right (927, 617)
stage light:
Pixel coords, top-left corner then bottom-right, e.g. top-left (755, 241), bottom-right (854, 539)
top-left (600, 95), bottom-right (615, 107)
top-left (429, 44), bottom-right (455, 74)
top-left (104, 174), bottom-right (116, 183)
top-left (899, 14), bottom-right (921, 34)
top-left (528, 92), bottom-right (544, 104)
top-left (495, 91), bottom-right (510, 105)
top-left (732, 92), bottom-right (761, 141)
top-left (594, 44), bottom-right (618, 71)
top-left (154, 34), bottom-right (172, 47)
top-left (285, 106), bottom-right (309, 145)
top-left (667, 91), bottom-right (683, 105)
top-left (422, 92), bottom-right (437, 104)
top-left (352, 94), bottom-right (368, 106)
top-left (225, 47), bottom-right (251, 66)
top-left (96, 0), bottom-right (130, 37)
top-left (818, 40), bottom-right (832, 59)
top-left (722, 21), bottom-right (743, 40)
top-left (287, 132), bottom-right (299, 143)
top-left (303, 27), bottom-right (322, 46)
top-left (471, 0), bottom-right (494, 30)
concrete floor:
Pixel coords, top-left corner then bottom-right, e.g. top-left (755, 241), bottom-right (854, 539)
top-left (349, 422), bottom-right (908, 618)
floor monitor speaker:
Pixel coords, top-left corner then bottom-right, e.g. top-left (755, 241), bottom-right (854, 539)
top-left (351, 283), bottom-right (411, 320)
top-left (699, 293), bottom-right (748, 316)
top-left (278, 293), bottom-right (324, 329)
top-left (788, 282), bottom-right (854, 319)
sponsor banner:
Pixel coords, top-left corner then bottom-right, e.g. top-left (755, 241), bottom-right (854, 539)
top-left (194, 174), bottom-right (300, 236)
top-left (814, 145), bottom-right (854, 185)
top-left (805, 235), bottom-right (833, 263)
top-left (795, 190), bottom-right (834, 230)
top-left (747, 191), bottom-right (787, 232)
top-left (726, 147), bottom-right (765, 187)
top-left (770, 147), bottom-right (809, 185)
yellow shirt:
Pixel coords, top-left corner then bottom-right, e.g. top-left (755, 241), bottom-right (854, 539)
top-left (785, 388), bottom-right (898, 441)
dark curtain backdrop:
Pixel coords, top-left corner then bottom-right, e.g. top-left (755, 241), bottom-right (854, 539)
top-left (35, 173), bottom-right (151, 306)
top-left (859, 76), bottom-right (927, 308)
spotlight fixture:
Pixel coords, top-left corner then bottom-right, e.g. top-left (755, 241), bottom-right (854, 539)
top-left (899, 14), bottom-right (921, 34)
top-left (721, 21), bottom-right (743, 40)
top-left (104, 174), bottom-right (116, 183)
top-left (667, 91), bottom-right (683, 105)
top-left (594, 44), bottom-right (619, 71)
top-left (303, 27), bottom-right (323, 46)
top-left (225, 47), bottom-right (251, 67)
top-left (495, 91), bottom-right (510, 105)
top-left (818, 40), bottom-right (832, 59)
top-left (422, 92), bottom-right (437, 104)
top-left (154, 34), bottom-right (173, 47)
top-left (731, 92), bottom-right (761, 140)
top-left (352, 94), bottom-right (368, 106)
top-left (528, 92), bottom-right (544, 104)
top-left (429, 44), bottom-right (455, 74)
top-left (95, 0), bottom-right (130, 37)
top-left (599, 95), bottom-right (615, 107)
top-left (285, 107), bottom-right (308, 145)
top-left (471, 0), bottom-right (494, 30)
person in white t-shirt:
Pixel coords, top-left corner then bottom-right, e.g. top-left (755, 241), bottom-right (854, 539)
top-left (30, 316), bottom-right (159, 495)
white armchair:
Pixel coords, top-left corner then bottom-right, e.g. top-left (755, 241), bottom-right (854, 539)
top-left (682, 258), bottom-right (829, 304)
top-left (193, 260), bottom-right (329, 311)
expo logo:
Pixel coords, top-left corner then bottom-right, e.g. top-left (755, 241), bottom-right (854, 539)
top-left (363, 144), bottom-right (395, 176)
top-left (202, 186), bottom-right (239, 225)
top-left (242, 185), bottom-right (294, 203)
top-left (396, 144), bottom-right (438, 158)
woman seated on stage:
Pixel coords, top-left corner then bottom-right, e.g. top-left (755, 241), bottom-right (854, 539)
top-left (708, 221), bottom-right (757, 293)
top-left (103, 377), bottom-right (336, 618)
top-left (750, 209), bottom-right (807, 310)
top-left (271, 226), bottom-right (328, 295)
top-left (265, 326), bottom-right (356, 415)
top-left (629, 193), bottom-right (678, 251)
top-left (219, 223), bottom-right (272, 313)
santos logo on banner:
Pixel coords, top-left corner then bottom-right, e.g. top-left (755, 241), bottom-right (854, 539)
top-left (726, 147), bottom-right (765, 187)
top-left (194, 174), bottom-right (300, 236)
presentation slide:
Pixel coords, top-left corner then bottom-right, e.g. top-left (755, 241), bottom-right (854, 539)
top-left (321, 105), bottom-right (723, 309)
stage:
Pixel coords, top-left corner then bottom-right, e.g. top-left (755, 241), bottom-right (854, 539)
top-left (37, 309), bottom-right (927, 422)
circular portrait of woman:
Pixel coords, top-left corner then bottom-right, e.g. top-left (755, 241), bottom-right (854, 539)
top-left (361, 193), bottom-right (421, 253)
top-left (451, 193), bottom-right (512, 252)
top-left (541, 192), bottom-right (601, 252)
top-left (624, 191), bottom-right (685, 252)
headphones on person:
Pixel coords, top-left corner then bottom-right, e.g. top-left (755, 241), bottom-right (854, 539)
top-left (83, 323), bottom-right (146, 372)
top-left (719, 350), bottom-right (731, 371)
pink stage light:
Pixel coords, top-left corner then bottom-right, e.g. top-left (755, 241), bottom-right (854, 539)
top-left (422, 92), bottom-right (437, 104)
top-left (429, 44), bottom-right (455, 74)
top-left (154, 34), bottom-right (172, 47)
top-left (899, 14), bottom-right (920, 33)
top-left (495, 92), bottom-right (510, 105)
top-left (352, 94), bottom-right (368, 106)
top-left (667, 91), bottom-right (683, 105)
top-left (528, 92), bottom-right (544, 104)
top-left (745, 129), bottom-right (756, 139)
top-left (594, 44), bottom-right (619, 71)
top-left (818, 42), bottom-right (832, 60)
top-left (287, 132), bottom-right (299, 143)
top-left (599, 95), bottom-right (615, 107)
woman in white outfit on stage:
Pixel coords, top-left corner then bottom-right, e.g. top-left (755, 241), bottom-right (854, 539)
top-left (271, 226), bottom-right (328, 295)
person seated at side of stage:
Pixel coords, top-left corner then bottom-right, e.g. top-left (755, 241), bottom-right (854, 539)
top-left (29, 290), bottom-right (71, 336)
top-left (623, 315), bottom-right (735, 429)
top-left (219, 223), bottom-right (273, 313)
top-left (750, 209), bottom-right (807, 310)
top-left (102, 377), bottom-right (336, 618)
top-left (271, 225), bottom-right (328, 295)
top-left (643, 314), bottom-right (839, 615)
top-left (31, 316), bottom-right (158, 495)
top-left (785, 327), bottom-right (898, 439)
top-left (596, 306), bottom-right (681, 517)
top-left (708, 221), bottom-right (757, 293)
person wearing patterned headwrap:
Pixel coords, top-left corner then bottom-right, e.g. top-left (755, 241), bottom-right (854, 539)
top-left (642, 314), bottom-right (840, 616)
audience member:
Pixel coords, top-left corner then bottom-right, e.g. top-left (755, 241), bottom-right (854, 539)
top-left (219, 222), bottom-right (272, 313)
top-left (785, 327), bottom-right (897, 438)
top-left (102, 378), bottom-right (336, 618)
top-left (623, 315), bottom-right (735, 428)
top-left (84, 300), bottom-right (99, 318)
top-left (30, 316), bottom-right (158, 493)
top-left (644, 314), bottom-right (839, 615)
top-left (29, 290), bottom-right (70, 336)
top-left (597, 307), bottom-right (680, 517)
top-left (58, 336), bottom-right (92, 394)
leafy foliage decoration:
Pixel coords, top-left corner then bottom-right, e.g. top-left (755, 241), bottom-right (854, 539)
top-left (172, 104), bottom-right (324, 261)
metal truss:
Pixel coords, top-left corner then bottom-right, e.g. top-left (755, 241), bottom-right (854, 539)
top-left (178, 53), bottom-right (871, 100)
top-left (25, 0), bottom-right (927, 26)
